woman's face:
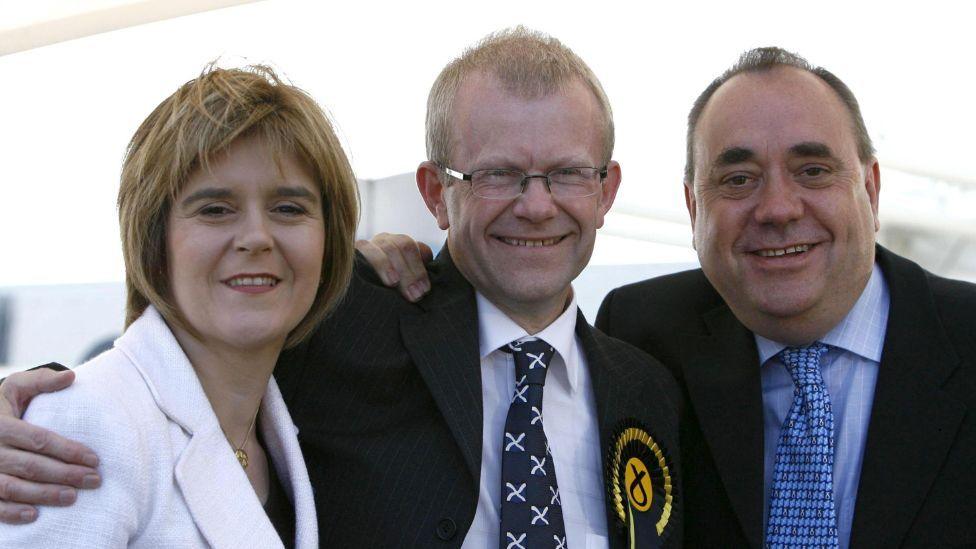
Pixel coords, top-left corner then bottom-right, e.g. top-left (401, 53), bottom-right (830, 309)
top-left (166, 135), bottom-right (325, 353)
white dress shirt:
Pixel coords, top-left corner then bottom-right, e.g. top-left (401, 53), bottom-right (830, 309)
top-left (461, 292), bottom-right (609, 549)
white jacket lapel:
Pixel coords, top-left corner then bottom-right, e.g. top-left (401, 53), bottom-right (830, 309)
top-left (260, 379), bottom-right (318, 549)
top-left (115, 307), bottom-right (286, 548)
top-left (175, 428), bottom-right (285, 548)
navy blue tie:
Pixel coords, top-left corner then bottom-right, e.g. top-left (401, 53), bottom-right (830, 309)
top-left (499, 338), bottom-right (567, 549)
top-left (766, 342), bottom-right (839, 548)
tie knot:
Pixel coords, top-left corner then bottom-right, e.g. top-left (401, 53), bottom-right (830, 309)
top-left (777, 342), bottom-right (829, 387)
top-left (500, 338), bottom-right (555, 386)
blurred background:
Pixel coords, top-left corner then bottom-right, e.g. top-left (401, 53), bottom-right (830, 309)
top-left (2, 0), bottom-right (974, 374)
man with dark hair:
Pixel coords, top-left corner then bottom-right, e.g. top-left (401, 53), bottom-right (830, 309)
top-left (597, 47), bottom-right (976, 547)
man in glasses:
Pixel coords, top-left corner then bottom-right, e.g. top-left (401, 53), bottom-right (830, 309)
top-left (0, 28), bottom-right (682, 548)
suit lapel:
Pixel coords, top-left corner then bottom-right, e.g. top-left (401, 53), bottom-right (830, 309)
top-left (849, 248), bottom-right (965, 547)
top-left (579, 313), bottom-right (683, 549)
top-left (577, 316), bottom-right (632, 549)
top-left (679, 304), bottom-right (765, 549)
top-left (399, 248), bottom-right (484, 485)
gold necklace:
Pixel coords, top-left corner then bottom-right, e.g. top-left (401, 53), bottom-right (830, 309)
top-left (225, 407), bottom-right (260, 469)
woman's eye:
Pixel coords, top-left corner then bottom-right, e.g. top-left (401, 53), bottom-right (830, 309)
top-left (273, 203), bottom-right (307, 215)
top-left (199, 205), bottom-right (232, 216)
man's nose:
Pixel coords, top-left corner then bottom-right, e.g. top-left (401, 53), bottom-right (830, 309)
top-left (511, 176), bottom-right (558, 221)
top-left (753, 170), bottom-right (804, 225)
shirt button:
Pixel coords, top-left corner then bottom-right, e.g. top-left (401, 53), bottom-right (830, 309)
top-left (435, 518), bottom-right (457, 540)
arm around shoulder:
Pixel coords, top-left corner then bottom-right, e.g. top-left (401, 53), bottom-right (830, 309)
top-left (0, 370), bottom-right (150, 547)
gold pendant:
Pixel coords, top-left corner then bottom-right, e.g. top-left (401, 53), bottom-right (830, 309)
top-left (235, 449), bottom-right (249, 469)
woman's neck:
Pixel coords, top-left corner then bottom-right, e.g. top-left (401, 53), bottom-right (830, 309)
top-left (169, 324), bottom-right (282, 443)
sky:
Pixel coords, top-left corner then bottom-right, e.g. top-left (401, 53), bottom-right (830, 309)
top-left (2, 0), bottom-right (975, 286)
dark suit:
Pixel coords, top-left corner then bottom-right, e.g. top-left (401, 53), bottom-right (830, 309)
top-left (275, 248), bottom-right (683, 548)
top-left (596, 245), bottom-right (976, 548)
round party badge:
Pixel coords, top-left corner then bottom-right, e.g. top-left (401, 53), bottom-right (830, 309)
top-left (606, 421), bottom-right (675, 548)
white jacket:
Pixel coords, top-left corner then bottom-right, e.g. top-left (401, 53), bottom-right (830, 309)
top-left (0, 306), bottom-right (318, 548)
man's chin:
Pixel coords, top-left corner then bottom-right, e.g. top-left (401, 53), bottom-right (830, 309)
top-left (749, 289), bottom-right (821, 323)
top-left (487, 275), bottom-right (572, 309)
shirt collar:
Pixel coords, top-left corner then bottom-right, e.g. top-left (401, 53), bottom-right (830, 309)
top-left (755, 262), bottom-right (890, 364)
top-left (477, 290), bottom-right (581, 393)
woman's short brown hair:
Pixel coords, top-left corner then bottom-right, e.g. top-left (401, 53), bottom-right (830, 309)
top-left (118, 63), bottom-right (359, 348)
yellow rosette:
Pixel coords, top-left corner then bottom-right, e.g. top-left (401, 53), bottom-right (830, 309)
top-left (606, 421), bottom-right (675, 548)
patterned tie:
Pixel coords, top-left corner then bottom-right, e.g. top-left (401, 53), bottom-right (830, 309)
top-left (765, 342), bottom-right (839, 548)
top-left (499, 337), bottom-right (567, 549)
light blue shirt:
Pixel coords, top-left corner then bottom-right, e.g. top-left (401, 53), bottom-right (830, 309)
top-left (756, 263), bottom-right (889, 549)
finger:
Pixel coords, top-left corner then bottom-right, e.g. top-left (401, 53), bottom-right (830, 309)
top-left (0, 472), bottom-right (79, 506)
top-left (1, 370), bottom-right (75, 417)
top-left (356, 239), bottom-right (398, 286)
top-left (0, 445), bottom-right (100, 488)
top-left (374, 238), bottom-right (424, 301)
top-left (388, 235), bottom-right (428, 281)
top-left (28, 369), bottom-right (76, 395)
top-left (0, 500), bottom-right (39, 524)
top-left (417, 241), bottom-right (434, 263)
top-left (0, 416), bottom-right (99, 468)
top-left (386, 236), bottom-right (431, 300)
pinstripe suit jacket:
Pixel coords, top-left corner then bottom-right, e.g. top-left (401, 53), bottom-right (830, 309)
top-left (275, 247), bottom-right (683, 548)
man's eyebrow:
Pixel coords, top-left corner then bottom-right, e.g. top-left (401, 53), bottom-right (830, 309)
top-left (789, 141), bottom-right (835, 159)
top-left (180, 187), bottom-right (231, 208)
top-left (713, 147), bottom-right (755, 168)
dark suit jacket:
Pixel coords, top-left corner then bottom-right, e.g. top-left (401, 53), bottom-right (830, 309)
top-left (275, 248), bottom-right (683, 548)
top-left (596, 245), bottom-right (976, 548)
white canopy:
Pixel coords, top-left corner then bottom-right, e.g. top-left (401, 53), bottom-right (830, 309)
top-left (2, 0), bottom-right (974, 284)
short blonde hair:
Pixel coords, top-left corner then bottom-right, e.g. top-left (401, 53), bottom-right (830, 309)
top-left (118, 63), bottom-right (359, 348)
top-left (426, 26), bottom-right (615, 165)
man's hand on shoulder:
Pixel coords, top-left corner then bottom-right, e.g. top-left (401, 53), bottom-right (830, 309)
top-left (356, 233), bottom-right (434, 302)
top-left (0, 369), bottom-right (100, 524)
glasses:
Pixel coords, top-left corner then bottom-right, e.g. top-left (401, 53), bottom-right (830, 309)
top-left (437, 163), bottom-right (607, 199)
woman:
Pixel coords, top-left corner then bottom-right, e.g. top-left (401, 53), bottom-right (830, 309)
top-left (4, 64), bottom-right (359, 547)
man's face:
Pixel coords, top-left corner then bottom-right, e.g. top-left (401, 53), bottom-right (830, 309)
top-left (423, 73), bottom-right (619, 324)
top-left (686, 66), bottom-right (880, 344)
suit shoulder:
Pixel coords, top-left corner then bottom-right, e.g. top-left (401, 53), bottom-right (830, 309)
top-left (330, 255), bottom-right (420, 317)
top-left (928, 270), bottom-right (976, 307)
top-left (602, 269), bottom-right (721, 315)
top-left (290, 256), bottom-right (418, 358)
top-left (597, 268), bottom-right (720, 347)
top-left (613, 268), bottom-right (708, 295)
top-left (926, 271), bottom-right (976, 342)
